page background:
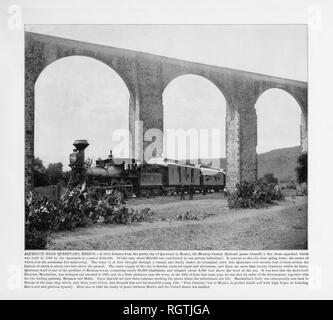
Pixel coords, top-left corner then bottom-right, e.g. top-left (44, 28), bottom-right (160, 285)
top-left (0, 0), bottom-right (332, 299)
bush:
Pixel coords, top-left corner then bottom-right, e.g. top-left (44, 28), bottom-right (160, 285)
top-left (25, 191), bottom-right (59, 231)
top-left (176, 212), bottom-right (199, 221)
top-left (227, 181), bottom-right (284, 209)
top-left (25, 184), bottom-right (155, 249)
top-left (296, 152), bottom-right (307, 184)
top-left (56, 184), bottom-right (101, 230)
top-left (25, 191), bottom-right (56, 249)
top-left (280, 181), bottom-right (297, 190)
top-left (34, 170), bottom-right (50, 187)
top-left (296, 182), bottom-right (308, 196)
top-left (258, 173), bottom-right (278, 185)
top-left (128, 207), bottom-right (155, 223)
top-left (25, 228), bottom-right (49, 250)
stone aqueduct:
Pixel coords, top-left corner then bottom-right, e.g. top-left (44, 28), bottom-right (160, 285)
top-left (25, 31), bottom-right (308, 190)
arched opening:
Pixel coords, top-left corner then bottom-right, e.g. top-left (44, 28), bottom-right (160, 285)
top-left (35, 56), bottom-right (130, 172)
top-left (163, 75), bottom-right (227, 168)
top-left (255, 88), bottom-right (303, 183)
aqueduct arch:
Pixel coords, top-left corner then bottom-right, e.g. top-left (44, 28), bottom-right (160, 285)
top-left (25, 31), bottom-right (307, 190)
top-left (34, 55), bottom-right (130, 165)
top-left (162, 74), bottom-right (227, 163)
top-left (254, 86), bottom-right (307, 154)
top-left (255, 88), bottom-right (304, 154)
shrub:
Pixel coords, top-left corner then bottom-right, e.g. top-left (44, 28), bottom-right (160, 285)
top-left (280, 181), bottom-right (297, 189)
top-left (270, 183), bottom-right (284, 200)
top-left (25, 228), bottom-right (49, 250)
top-left (176, 212), bottom-right (199, 221)
top-left (227, 181), bottom-right (284, 209)
top-left (129, 207), bottom-right (155, 223)
top-left (25, 184), bottom-right (154, 249)
top-left (296, 152), bottom-right (307, 184)
top-left (258, 173), bottom-right (278, 185)
top-left (25, 191), bottom-right (58, 231)
top-left (296, 182), bottom-right (308, 196)
top-left (25, 191), bottom-right (57, 249)
top-left (33, 170), bottom-right (50, 187)
top-left (56, 184), bottom-right (100, 230)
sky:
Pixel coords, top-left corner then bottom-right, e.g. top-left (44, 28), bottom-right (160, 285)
top-left (26, 25), bottom-right (307, 168)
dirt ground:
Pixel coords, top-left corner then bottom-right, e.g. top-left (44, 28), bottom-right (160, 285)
top-left (48, 192), bottom-right (307, 250)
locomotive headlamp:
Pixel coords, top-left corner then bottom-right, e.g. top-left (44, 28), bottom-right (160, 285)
top-left (70, 153), bottom-right (77, 163)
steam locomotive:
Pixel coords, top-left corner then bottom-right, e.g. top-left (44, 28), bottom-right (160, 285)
top-left (69, 139), bottom-right (226, 197)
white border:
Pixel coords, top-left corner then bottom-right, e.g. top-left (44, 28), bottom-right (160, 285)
top-left (1, 0), bottom-right (333, 300)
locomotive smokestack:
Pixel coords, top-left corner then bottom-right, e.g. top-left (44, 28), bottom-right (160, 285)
top-left (73, 139), bottom-right (89, 151)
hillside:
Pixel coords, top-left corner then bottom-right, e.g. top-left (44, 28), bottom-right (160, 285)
top-left (257, 145), bottom-right (302, 183)
top-left (189, 145), bottom-right (302, 183)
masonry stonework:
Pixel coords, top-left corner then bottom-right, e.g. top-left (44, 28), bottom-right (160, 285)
top-left (25, 32), bottom-right (308, 191)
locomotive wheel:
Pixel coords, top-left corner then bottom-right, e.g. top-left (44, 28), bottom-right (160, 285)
top-left (160, 187), bottom-right (167, 196)
top-left (125, 180), bottom-right (134, 198)
top-left (121, 179), bottom-right (133, 198)
top-left (105, 179), bottom-right (119, 196)
top-left (110, 179), bottom-right (119, 189)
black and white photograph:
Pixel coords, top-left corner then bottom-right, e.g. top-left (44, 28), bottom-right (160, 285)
top-left (24, 24), bottom-right (308, 251)
top-left (3, 0), bottom-right (333, 302)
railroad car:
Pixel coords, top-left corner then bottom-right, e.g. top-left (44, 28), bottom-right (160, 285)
top-left (200, 167), bottom-right (226, 192)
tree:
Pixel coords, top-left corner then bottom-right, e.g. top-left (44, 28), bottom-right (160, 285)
top-left (33, 157), bottom-right (46, 172)
top-left (62, 170), bottom-right (72, 185)
top-left (46, 162), bottom-right (64, 185)
top-left (33, 157), bottom-right (49, 187)
top-left (296, 152), bottom-right (307, 184)
top-left (34, 170), bottom-right (50, 187)
top-left (258, 173), bottom-right (278, 185)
